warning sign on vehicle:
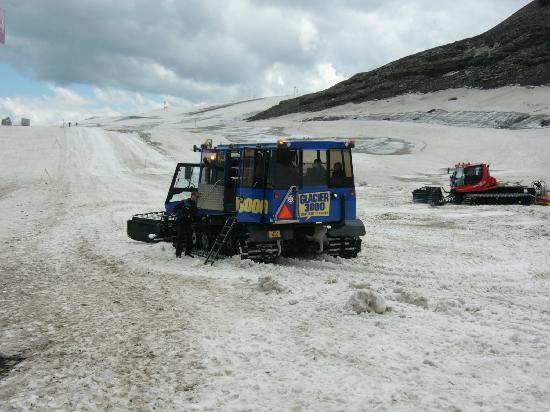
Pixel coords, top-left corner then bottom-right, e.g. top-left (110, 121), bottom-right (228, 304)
top-left (298, 191), bottom-right (330, 217)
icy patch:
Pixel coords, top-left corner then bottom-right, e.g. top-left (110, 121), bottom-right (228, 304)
top-left (345, 290), bottom-right (387, 314)
top-left (304, 110), bottom-right (550, 129)
top-left (353, 137), bottom-right (414, 155)
top-left (294, 135), bottom-right (415, 155)
top-left (257, 275), bottom-right (285, 293)
top-left (394, 290), bottom-right (429, 309)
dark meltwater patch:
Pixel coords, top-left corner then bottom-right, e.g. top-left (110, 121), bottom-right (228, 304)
top-left (0, 354), bottom-right (25, 379)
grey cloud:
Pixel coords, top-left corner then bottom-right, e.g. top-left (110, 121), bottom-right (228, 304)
top-left (1, 0), bottom-right (532, 102)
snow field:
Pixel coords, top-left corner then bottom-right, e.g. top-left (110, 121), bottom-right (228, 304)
top-left (1, 86), bottom-right (550, 410)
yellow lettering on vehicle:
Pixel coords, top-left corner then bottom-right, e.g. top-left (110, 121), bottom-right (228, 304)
top-left (298, 191), bottom-right (331, 217)
top-left (236, 197), bottom-right (269, 214)
top-left (252, 199), bottom-right (261, 213)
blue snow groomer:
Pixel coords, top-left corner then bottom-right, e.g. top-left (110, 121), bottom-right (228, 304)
top-left (128, 139), bottom-right (365, 263)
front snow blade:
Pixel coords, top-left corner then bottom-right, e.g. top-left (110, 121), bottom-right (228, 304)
top-left (412, 186), bottom-right (444, 205)
top-left (127, 211), bottom-right (171, 243)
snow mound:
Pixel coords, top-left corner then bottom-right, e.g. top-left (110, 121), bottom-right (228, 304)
top-left (345, 290), bottom-right (386, 314)
top-left (394, 290), bottom-right (429, 309)
top-left (434, 298), bottom-right (464, 313)
top-left (257, 275), bottom-right (285, 293)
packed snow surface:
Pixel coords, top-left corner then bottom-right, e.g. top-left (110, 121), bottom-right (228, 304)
top-left (1, 87), bottom-right (550, 410)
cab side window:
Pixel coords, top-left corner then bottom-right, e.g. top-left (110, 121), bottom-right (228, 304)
top-left (267, 149), bottom-right (301, 189)
top-left (464, 166), bottom-right (482, 185)
top-left (253, 151), bottom-right (266, 187)
top-left (328, 149), bottom-right (354, 187)
top-left (303, 149), bottom-right (328, 186)
top-left (241, 149), bottom-right (255, 187)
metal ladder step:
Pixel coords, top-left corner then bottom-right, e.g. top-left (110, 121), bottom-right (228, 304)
top-left (204, 217), bottom-right (237, 265)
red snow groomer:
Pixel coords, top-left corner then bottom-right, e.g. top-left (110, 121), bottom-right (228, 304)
top-left (413, 162), bottom-right (537, 206)
top-left (532, 181), bottom-right (550, 206)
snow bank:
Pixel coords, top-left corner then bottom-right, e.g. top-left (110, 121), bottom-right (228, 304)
top-left (394, 289), bottom-right (429, 309)
top-left (257, 275), bottom-right (285, 293)
top-left (345, 290), bottom-right (387, 314)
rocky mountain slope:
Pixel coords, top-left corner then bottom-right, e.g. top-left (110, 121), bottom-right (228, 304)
top-left (249, 0), bottom-right (550, 120)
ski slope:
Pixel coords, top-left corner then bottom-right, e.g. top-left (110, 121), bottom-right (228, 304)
top-left (1, 87), bottom-right (550, 410)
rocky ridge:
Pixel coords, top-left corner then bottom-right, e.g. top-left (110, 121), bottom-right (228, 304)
top-left (249, 0), bottom-right (550, 120)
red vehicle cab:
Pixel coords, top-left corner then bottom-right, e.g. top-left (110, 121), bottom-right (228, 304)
top-left (450, 163), bottom-right (496, 193)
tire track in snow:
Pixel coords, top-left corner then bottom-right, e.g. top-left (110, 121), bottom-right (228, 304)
top-left (0, 128), bottom-right (211, 410)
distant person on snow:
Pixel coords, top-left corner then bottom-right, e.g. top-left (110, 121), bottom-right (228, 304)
top-left (173, 190), bottom-right (200, 258)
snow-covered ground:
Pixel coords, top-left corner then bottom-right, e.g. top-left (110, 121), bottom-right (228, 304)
top-left (1, 86), bottom-right (550, 410)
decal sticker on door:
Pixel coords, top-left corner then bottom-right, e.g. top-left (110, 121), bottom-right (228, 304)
top-left (298, 192), bottom-right (330, 217)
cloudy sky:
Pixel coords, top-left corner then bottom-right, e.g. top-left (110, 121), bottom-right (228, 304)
top-left (0, 0), bottom-right (531, 124)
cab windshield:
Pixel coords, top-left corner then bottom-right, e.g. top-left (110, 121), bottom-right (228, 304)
top-left (166, 164), bottom-right (200, 202)
top-left (452, 168), bottom-right (465, 186)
